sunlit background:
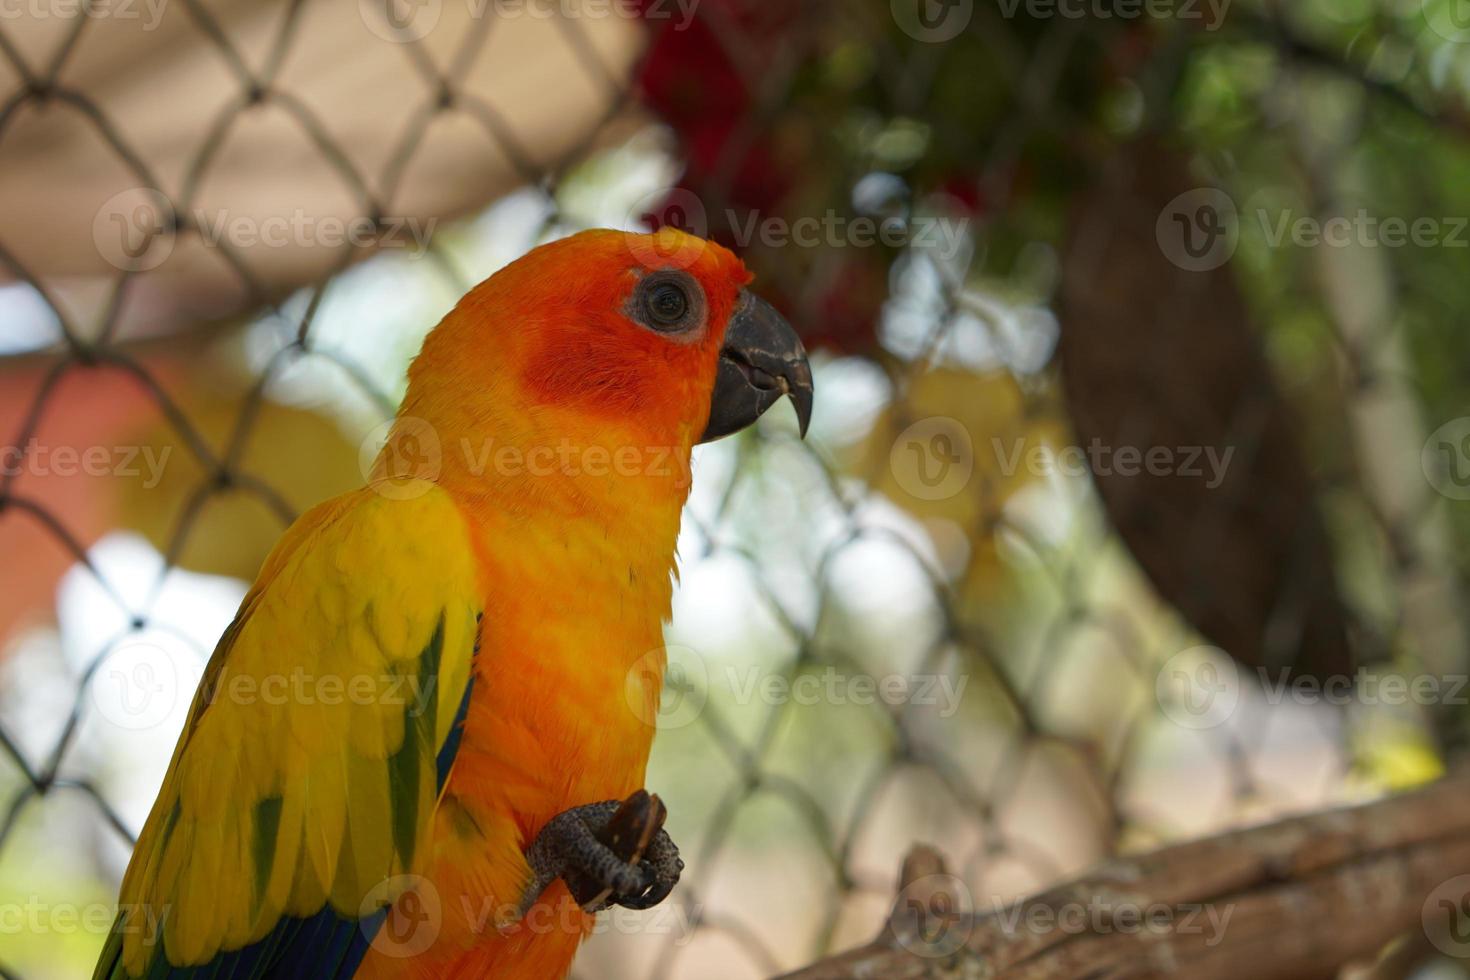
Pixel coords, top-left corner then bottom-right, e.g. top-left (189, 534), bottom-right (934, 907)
top-left (3, 1), bottom-right (1470, 977)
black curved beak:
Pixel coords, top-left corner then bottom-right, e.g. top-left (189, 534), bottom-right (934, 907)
top-left (700, 293), bottom-right (813, 443)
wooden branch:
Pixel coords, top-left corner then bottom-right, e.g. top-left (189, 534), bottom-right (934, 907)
top-left (778, 772), bottom-right (1470, 980)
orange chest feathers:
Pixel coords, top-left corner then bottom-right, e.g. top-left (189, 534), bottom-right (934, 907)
top-left (447, 503), bottom-right (675, 841)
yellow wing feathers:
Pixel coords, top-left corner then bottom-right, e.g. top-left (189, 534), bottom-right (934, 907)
top-left (113, 483), bottom-right (481, 975)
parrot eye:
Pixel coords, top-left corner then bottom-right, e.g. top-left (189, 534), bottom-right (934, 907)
top-left (648, 283), bottom-right (687, 324)
top-left (631, 271), bottom-right (704, 335)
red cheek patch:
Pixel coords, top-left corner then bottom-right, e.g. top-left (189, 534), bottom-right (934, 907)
top-left (521, 316), bottom-right (698, 424)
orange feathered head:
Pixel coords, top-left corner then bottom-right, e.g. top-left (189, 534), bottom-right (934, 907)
top-left (401, 229), bottom-right (812, 472)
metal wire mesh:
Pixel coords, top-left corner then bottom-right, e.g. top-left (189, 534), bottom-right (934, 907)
top-left (2, 2), bottom-right (1469, 978)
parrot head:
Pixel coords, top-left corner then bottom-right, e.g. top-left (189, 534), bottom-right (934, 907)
top-left (399, 228), bottom-right (812, 496)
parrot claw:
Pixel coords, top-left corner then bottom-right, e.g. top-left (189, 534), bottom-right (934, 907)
top-left (519, 791), bottom-right (683, 919)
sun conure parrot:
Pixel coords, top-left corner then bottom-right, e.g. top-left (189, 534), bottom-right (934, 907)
top-left (93, 228), bottom-right (814, 980)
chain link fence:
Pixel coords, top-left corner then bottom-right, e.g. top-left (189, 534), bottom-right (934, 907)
top-left (3, 1), bottom-right (1470, 977)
